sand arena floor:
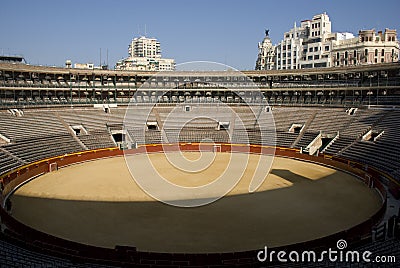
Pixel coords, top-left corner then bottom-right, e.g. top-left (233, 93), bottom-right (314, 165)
top-left (11, 152), bottom-right (382, 253)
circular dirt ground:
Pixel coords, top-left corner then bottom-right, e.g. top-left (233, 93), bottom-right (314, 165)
top-left (11, 152), bottom-right (382, 253)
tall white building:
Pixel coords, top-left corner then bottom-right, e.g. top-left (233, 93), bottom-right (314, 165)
top-left (298, 13), bottom-right (333, 68)
top-left (275, 13), bottom-right (333, 69)
top-left (274, 21), bottom-right (308, 70)
top-left (128, 36), bottom-right (161, 58)
top-left (116, 36), bottom-right (175, 71)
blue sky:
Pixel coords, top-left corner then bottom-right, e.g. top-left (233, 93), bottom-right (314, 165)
top-left (1, 0), bottom-right (399, 70)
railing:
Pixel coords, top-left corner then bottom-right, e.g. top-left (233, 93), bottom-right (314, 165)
top-left (2, 97), bottom-right (400, 110)
top-left (1, 80), bottom-right (400, 89)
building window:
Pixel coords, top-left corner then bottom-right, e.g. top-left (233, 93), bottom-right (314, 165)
top-left (381, 49), bottom-right (384, 56)
top-left (309, 47), bottom-right (313, 52)
top-left (375, 49), bottom-right (378, 57)
top-left (374, 58), bottom-right (377, 63)
top-left (336, 52), bottom-right (340, 59)
top-left (354, 50), bottom-right (357, 57)
top-left (314, 55), bottom-right (319, 60)
top-left (325, 46), bottom-right (329, 51)
top-left (345, 51), bottom-right (348, 58)
top-left (308, 56), bottom-right (313, 60)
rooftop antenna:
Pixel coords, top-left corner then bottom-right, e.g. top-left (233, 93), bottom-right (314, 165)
top-left (99, 48), bottom-right (102, 68)
top-left (106, 48), bottom-right (109, 69)
top-left (144, 24), bottom-right (147, 37)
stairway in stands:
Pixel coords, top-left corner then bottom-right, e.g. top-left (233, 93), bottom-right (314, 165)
top-left (290, 110), bottom-right (317, 148)
top-left (55, 112), bottom-right (88, 150)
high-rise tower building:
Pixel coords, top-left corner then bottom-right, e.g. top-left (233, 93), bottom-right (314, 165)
top-left (116, 36), bottom-right (175, 71)
top-left (128, 36), bottom-right (161, 58)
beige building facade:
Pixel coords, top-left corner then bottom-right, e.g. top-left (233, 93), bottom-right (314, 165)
top-left (332, 29), bottom-right (399, 67)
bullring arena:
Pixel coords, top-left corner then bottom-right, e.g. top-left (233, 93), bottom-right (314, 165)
top-left (10, 149), bottom-right (382, 253)
top-left (0, 62), bottom-right (400, 267)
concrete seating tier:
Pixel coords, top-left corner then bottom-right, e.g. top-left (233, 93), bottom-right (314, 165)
top-left (78, 131), bottom-right (116, 150)
top-left (271, 107), bottom-right (315, 131)
top-left (0, 150), bottom-right (24, 175)
top-left (295, 132), bottom-right (319, 149)
top-left (2, 134), bottom-right (84, 163)
top-left (0, 111), bottom-right (68, 141)
top-left (339, 110), bottom-right (400, 178)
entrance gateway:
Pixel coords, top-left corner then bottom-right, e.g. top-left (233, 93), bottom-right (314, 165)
top-left (213, 144), bottom-right (221, 152)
